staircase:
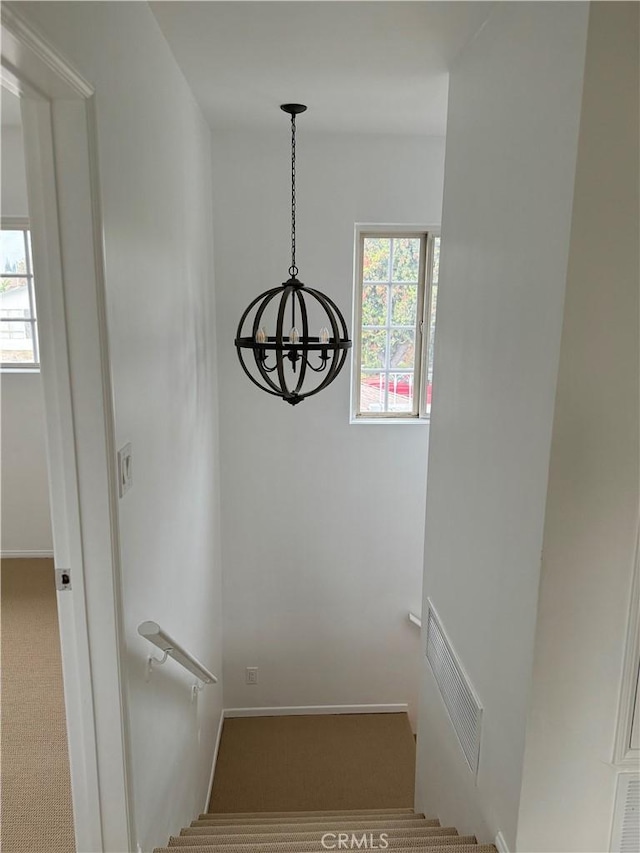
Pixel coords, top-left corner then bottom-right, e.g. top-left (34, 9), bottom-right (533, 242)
top-left (152, 809), bottom-right (497, 853)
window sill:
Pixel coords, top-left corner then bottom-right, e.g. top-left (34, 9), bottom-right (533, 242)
top-left (1, 366), bottom-right (41, 374)
top-left (350, 416), bottom-right (430, 426)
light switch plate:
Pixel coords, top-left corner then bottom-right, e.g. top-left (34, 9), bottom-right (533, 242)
top-left (55, 568), bottom-right (72, 591)
top-left (117, 443), bottom-right (133, 497)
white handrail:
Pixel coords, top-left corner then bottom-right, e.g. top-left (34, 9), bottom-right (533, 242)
top-left (408, 611), bottom-right (422, 629)
top-left (137, 621), bottom-right (218, 684)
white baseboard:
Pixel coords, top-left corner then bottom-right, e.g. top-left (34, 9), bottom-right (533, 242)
top-left (1, 550), bottom-right (54, 559)
top-left (223, 704), bottom-right (409, 718)
top-left (204, 708), bottom-right (225, 813)
top-left (495, 831), bottom-right (510, 853)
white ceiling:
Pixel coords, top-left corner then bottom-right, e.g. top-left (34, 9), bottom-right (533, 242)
top-left (1, 89), bottom-right (22, 128)
top-left (150, 2), bottom-right (493, 136)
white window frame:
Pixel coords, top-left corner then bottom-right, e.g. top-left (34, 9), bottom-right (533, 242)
top-left (350, 224), bottom-right (439, 424)
top-left (1, 216), bottom-right (40, 371)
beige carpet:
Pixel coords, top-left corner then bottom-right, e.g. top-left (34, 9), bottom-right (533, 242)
top-left (208, 713), bottom-right (416, 814)
top-left (1, 558), bottom-right (76, 853)
top-left (154, 808), bottom-right (494, 853)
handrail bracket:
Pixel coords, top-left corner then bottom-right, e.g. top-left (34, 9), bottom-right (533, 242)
top-left (137, 621), bottom-right (218, 687)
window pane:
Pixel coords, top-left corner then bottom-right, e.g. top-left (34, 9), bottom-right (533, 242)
top-left (432, 236), bottom-right (440, 284)
top-left (388, 373), bottom-right (414, 412)
top-left (356, 231), bottom-right (427, 418)
top-left (1, 229), bottom-right (38, 366)
top-left (425, 236), bottom-right (441, 414)
top-left (391, 284), bottom-right (417, 327)
top-left (26, 231), bottom-right (33, 267)
top-left (360, 372), bottom-right (416, 414)
top-left (363, 237), bottom-right (391, 282)
top-left (362, 284), bottom-right (388, 327)
top-left (1, 319), bottom-right (36, 363)
top-left (0, 231), bottom-right (27, 275)
top-left (361, 329), bottom-right (387, 369)
top-left (392, 237), bottom-right (420, 282)
top-left (390, 329), bottom-right (415, 369)
top-left (1, 280), bottom-right (31, 315)
top-left (428, 248), bottom-right (440, 377)
top-left (360, 372), bottom-right (386, 413)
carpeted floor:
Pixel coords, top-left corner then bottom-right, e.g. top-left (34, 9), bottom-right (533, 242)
top-left (1, 558), bottom-right (76, 853)
top-left (208, 713), bottom-right (416, 814)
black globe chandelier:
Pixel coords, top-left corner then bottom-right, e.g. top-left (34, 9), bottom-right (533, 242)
top-left (235, 104), bottom-right (352, 406)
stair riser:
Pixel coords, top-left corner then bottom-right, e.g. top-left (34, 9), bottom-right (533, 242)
top-left (181, 828), bottom-right (456, 843)
top-left (168, 835), bottom-right (476, 850)
top-left (195, 816), bottom-right (426, 828)
top-left (200, 812), bottom-right (416, 821)
top-left (189, 822), bottom-right (436, 835)
top-left (155, 846), bottom-right (497, 853)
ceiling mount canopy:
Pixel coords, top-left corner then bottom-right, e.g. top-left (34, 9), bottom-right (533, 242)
top-left (235, 104), bottom-right (351, 406)
top-left (280, 103), bottom-right (307, 115)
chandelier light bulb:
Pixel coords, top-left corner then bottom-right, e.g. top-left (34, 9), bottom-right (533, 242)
top-left (289, 327), bottom-right (300, 344)
top-left (319, 327), bottom-right (330, 344)
top-left (255, 326), bottom-right (267, 344)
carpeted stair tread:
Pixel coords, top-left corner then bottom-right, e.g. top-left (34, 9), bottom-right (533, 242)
top-left (189, 821), bottom-right (436, 835)
top-left (155, 846), bottom-right (496, 853)
top-left (194, 816), bottom-right (426, 827)
top-left (177, 828), bottom-right (457, 845)
top-left (167, 834), bottom-right (475, 850)
top-left (200, 811), bottom-right (416, 821)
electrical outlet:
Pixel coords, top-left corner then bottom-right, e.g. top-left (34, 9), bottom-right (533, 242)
top-left (117, 443), bottom-right (133, 497)
top-left (246, 666), bottom-right (258, 685)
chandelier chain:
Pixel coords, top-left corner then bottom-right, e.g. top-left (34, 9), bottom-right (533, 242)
top-left (290, 113), bottom-right (298, 278)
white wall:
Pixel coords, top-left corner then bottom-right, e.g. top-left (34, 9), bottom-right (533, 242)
top-left (517, 5), bottom-right (639, 850)
top-left (1, 373), bottom-right (52, 553)
top-left (1, 124), bottom-right (29, 217)
top-left (19, 4), bottom-right (223, 851)
top-left (414, 3), bottom-right (589, 848)
top-left (212, 131), bottom-right (444, 727)
top-left (1, 110), bottom-right (53, 554)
